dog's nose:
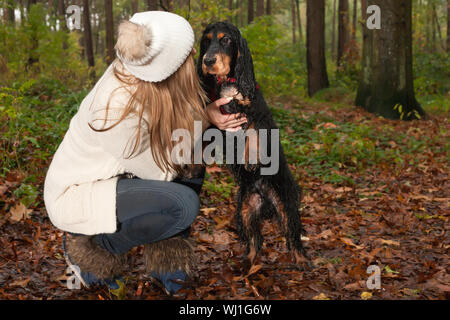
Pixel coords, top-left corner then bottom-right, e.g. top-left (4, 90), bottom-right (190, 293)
top-left (204, 56), bottom-right (216, 67)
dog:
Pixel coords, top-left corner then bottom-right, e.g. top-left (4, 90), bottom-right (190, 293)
top-left (197, 22), bottom-right (306, 267)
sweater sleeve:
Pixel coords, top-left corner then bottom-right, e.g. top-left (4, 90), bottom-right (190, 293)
top-left (88, 91), bottom-right (175, 181)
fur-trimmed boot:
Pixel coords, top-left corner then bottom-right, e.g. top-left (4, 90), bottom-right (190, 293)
top-left (63, 233), bottom-right (128, 289)
top-left (143, 236), bottom-right (195, 295)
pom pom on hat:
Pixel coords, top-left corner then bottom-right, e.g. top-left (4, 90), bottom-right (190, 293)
top-left (114, 11), bottom-right (195, 83)
top-left (115, 21), bottom-right (153, 66)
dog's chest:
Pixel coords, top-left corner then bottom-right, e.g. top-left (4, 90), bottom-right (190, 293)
top-left (219, 84), bottom-right (243, 101)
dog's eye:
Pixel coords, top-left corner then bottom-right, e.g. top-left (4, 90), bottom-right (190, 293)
top-left (221, 36), bottom-right (231, 46)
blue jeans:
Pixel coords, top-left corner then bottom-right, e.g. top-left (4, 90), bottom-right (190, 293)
top-left (93, 172), bottom-right (204, 254)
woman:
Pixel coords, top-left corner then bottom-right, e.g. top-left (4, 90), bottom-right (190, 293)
top-left (43, 11), bottom-right (247, 295)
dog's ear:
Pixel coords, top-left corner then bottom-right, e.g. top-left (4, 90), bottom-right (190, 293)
top-left (235, 35), bottom-right (256, 101)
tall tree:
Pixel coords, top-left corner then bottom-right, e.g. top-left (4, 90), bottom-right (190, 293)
top-left (147, 0), bottom-right (158, 10)
top-left (447, 0), bottom-right (450, 52)
top-left (105, 0), bottom-right (114, 64)
top-left (132, 0), bottom-right (139, 14)
top-left (337, 0), bottom-right (350, 66)
top-left (239, 0), bottom-right (244, 27)
top-left (248, 0), bottom-right (254, 24)
top-left (256, 0), bottom-right (264, 17)
top-left (7, 0), bottom-right (15, 24)
top-left (296, 0), bottom-right (303, 43)
top-left (355, 0), bottom-right (425, 120)
top-left (266, 0), bottom-right (271, 15)
top-left (306, 0), bottom-right (329, 96)
top-left (331, 0), bottom-right (337, 60)
top-left (352, 0), bottom-right (357, 40)
top-left (291, 0), bottom-right (296, 44)
top-left (83, 0), bottom-right (95, 72)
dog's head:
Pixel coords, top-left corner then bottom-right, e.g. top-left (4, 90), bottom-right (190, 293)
top-left (197, 22), bottom-right (256, 104)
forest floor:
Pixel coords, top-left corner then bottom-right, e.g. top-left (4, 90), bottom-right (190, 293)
top-left (0, 97), bottom-right (448, 300)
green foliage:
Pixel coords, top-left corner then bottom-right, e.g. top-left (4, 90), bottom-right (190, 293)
top-left (240, 17), bottom-right (307, 98)
top-left (0, 3), bottom-right (89, 87)
top-left (413, 51), bottom-right (450, 113)
top-left (0, 79), bottom-right (87, 178)
top-left (271, 105), bottom-right (442, 185)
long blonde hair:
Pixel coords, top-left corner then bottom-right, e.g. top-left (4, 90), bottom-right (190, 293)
top-left (89, 52), bottom-right (208, 175)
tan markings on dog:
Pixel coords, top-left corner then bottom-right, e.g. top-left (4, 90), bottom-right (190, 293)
top-left (216, 53), bottom-right (231, 78)
top-left (217, 32), bottom-right (225, 39)
top-left (238, 97), bottom-right (251, 106)
top-left (202, 53), bottom-right (231, 79)
top-left (241, 193), bottom-right (261, 229)
top-left (202, 62), bottom-right (208, 75)
top-left (206, 33), bottom-right (213, 40)
top-left (248, 241), bottom-right (257, 263)
top-left (267, 188), bottom-right (289, 233)
top-left (244, 123), bottom-right (259, 171)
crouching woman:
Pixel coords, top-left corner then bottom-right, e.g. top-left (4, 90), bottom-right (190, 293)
top-left (43, 11), bottom-right (246, 294)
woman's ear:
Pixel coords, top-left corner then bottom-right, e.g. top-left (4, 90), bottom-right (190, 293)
top-left (234, 36), bottom-right (256, 101)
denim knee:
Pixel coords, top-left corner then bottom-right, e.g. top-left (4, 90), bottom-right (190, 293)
top-left (172, 184), bottom-right (200, 231)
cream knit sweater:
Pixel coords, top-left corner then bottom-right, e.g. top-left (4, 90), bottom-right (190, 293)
top-left (44, 62), bottom-right (207, 235)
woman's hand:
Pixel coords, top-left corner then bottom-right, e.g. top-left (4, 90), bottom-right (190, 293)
top-left (205, 97), bottom-right (248, 132)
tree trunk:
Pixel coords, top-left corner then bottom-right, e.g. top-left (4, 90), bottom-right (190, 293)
top-left (432, 3), bottom-right (443, 50)
top-left (132, 0), bottom-right (138, 14)
top-left (337, 0), bottom-right (349, 66)
top-left (239, 0), bottom-right (244, 27)
top-left (266, 0), bottom-right (271, 15)
top-left (291, 0), bottom-right (296, 44)
top-left (296, 0), bottom-right (303, 43)
top-left (7, 0), bottom-right (15, 24)
top-left (352, 0), bottom-right (357, 41)
top-left (331, 0), bottom-right (336, 60)
top-left (256, 0), bottom-right (264, 17)
top-left (447, 0), bottom-right (450, 52)
top-left (228, 0), bottom-right (233, 23)
top-left (147, 0), bottom-right (158, 10)
top-left (355, 0), bottom-right (425, 120)
top-left (306, 0), bottom-right (329, 96)
top-left (105, 0), bottom-right (114, 64)
top-left (83, 0), bottom-right (95, 72)
top-left (248, 0), bottom-right (254, 24)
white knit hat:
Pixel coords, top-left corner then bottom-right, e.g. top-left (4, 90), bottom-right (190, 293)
top-left (115, 11), bottom-right (194, 82)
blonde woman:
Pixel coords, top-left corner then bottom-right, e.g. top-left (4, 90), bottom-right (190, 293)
top-left (43, 11), bottom-right (247, 295)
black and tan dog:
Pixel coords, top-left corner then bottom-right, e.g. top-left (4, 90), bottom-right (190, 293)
top-left (197, 22), bottom-right (307, 267)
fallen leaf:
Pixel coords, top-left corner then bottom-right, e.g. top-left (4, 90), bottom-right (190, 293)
top-left (206, 166), bottom-right (222, 174)
top-left (312, 293), bottom-right (330, 300)
top-left (318, 229), bottom-right (333, 239)
top-left (10, 278), bottom-right (30, 287)
top-left (247, 264), bottom-right (262, 276)
top-left (9, 202), bottom-right (32, 222)
top-left (335, 187), bottom-right (352, 193)
top-left (200, 207), bottom-right (216, 216)
top-left (340, 237), bottom-right (364, 250)
top-left (378, 239), bottom-right (400, 246)
top-left (361, 291), bottom-right (372, 300)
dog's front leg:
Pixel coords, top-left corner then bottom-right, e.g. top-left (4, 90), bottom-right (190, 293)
top-left (236, 191), bottom-right (263, 267)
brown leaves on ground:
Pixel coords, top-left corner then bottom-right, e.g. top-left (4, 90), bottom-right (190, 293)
top-left (0, 103), bottom-right (448, 300)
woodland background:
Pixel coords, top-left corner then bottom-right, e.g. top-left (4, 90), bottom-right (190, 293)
top-left (0, 0), bottom-right (448, 300)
